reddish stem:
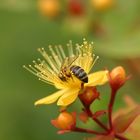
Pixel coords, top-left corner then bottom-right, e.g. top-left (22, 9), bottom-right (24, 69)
top-left (94, 118), bottom-right (108, 131)
top-left (108, 89), bottom-right (117, 130)
top-left (78, 87), bottom-right (128, 140)
top-left (115, 134), bottom-right (129, 140)
top-left (73, 127), bottom-right (107, 135)
top-left (74, 128), bottom-right (128, 140)
top-left (79, 94), bottom-right (109, 132)
top-left (86, 107), bottom-right (109, 131)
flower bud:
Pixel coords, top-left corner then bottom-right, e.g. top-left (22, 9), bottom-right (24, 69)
top-left (79, 111), bottom-right (89, 123)
top-left (110, 66), bottom-right (126, 90)
top-left (38, 0), bottom-right (60, 18)
top-left (91, 0), bottom-right (114, 11)
top-left (68, 0), bottom-right (84, 16)
top-left (51, 112), bottom-right (76, 130)
top-left (79, 87), bottom-right (100, 107)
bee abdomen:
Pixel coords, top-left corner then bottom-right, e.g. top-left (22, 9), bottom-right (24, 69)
top-left (70, 65), bottom-right (88, 83)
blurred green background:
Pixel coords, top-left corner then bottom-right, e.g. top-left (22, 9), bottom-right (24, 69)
top-left (0, 0), bottom-right (140, 140)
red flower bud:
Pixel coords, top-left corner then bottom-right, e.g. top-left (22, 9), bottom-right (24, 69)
top-left (79, 111), bottom-right (89, 123)
top-left (51, 112), bottom-right (76, 130)
top-left (109, 66), bottom-right (126, 90)
top-left (68, 0), bottom-right (84, 16)
top-left (79, 87), bottom-right (100, 107)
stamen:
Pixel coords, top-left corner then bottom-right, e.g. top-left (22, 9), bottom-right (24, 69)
top-left (37, 58), bottom-right (42, 63)
top-left (67, 40), bottom-right (74, 57)
top-left (29, 64), bottom-right (39, 73)
top-left (88, 56), bottom-right (99, 72)
top-left (23, 65), bottom-right (37, 76)
top-left (76, 44), bottom-right (82, 55)
top-left (39, 78), bottom-right (54, 85)
top-left (49, 45), bottom-right (61, 68)
top-left (58, 45), bottom-right (66, 59)
top-left (33, 60), bottom-right (38, 65)
top-left (38, 48), bottom-right (59, 73)
top-left (40, 61), bottom-right (54, 74)
top-left (55, 46), bottom-right (63, 63)
top-left (35, 65), bottom-right (59, 83)
top-left (49, 56), bottom-right (59, 73)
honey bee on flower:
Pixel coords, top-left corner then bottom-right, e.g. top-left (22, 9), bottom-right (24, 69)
top-left (58, 56), bottom-right (88, 85)
top-left (23, 39), bottom-right (108, 107)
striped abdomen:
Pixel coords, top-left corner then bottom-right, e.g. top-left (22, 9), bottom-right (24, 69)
top-left (70, 65), bottom-right (88, 83)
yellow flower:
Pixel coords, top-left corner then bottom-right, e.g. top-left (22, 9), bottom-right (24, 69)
top-left (24, 39), bottom-right (108, 107)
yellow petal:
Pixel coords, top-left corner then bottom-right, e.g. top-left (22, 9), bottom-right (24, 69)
top-left (34, 89), bottom-right (67, 106)
top-left (57, 89), bottom-right (79, 106)
top-left (85, 70), bottom-right (109, 87)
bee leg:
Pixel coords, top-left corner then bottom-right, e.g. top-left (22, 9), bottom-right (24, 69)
top-left (81, 82), bottom-right (84, 90)
top-left (65, 71), bottom-right (71, 77)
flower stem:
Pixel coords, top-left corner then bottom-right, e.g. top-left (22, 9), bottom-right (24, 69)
top-left (79, 87), bottom-right (128, 139)
top-left (86, 107), bottom-right (109, 131)
top-left (108, 89), bottom-right (117, 130)
top-left (93, 118), bottom-right (108, 131)
top-left (115, 134), bottom-right (129, 140)
top-left (79, 94), bottom-right (109, 132)
top-left (73, 127), bottom-right (107, 135)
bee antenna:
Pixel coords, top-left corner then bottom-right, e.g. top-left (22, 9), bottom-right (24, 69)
top-left (67, 56), bottom-right (79, 67)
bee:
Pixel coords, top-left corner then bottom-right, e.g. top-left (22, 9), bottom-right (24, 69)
top-left (58, 56), bottom-right (88, 83)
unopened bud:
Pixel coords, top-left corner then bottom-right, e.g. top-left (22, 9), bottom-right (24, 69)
top-left (51, 112), bottom-right (76, 130)
top-left (79, 87), bottom-right (100, 107)
top-left (110, 66), bottom-right (126, 90)
top-left (38, 0), bottom-right (60, 18)
top-left (79, 111), bottom-right (89, 123)
top-left (91, 0), bottom-right (114, 11)
top-left (68, 0), bottom-right (84, 16)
